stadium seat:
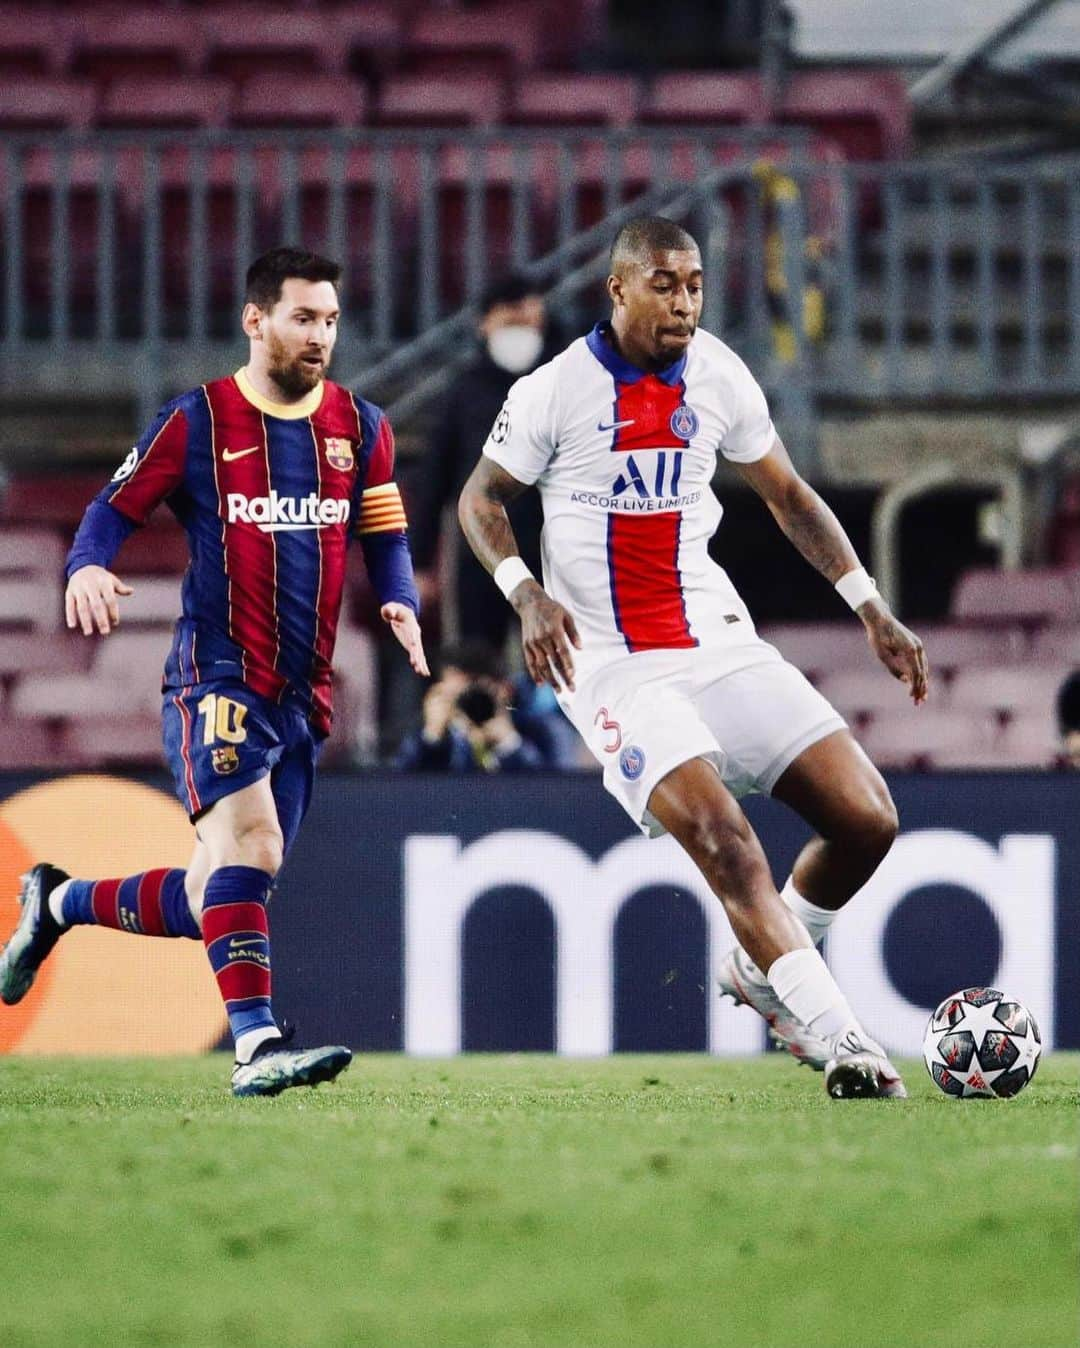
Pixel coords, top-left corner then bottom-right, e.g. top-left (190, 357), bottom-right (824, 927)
top-left (915, 623), bottom-right (1027, 678)
top-left (60, 715), bottom-right (164, 767)
top-left (855, 708), bottom-right (997, 769)
top-left (93, 630), bottom-right (171, 689)
top-left (0, 717), bottom-right (66, 770)
top-left (0, 78), bottom-right (95, 130)
top-left (815, 669), bottom-right (918, 725)
top-left (202, 11), bottom-right (341, 80)
top-left (949, 666), bottom-right (1071, 722)
top-left (374, 75), bottom-right (506, 128)
top-left (0, 577), bottom-right (63, 631)
top-left (403, 8), bottom-right (541, 79)
top-left (69, 9), bottom-right (204, 83)
top-left (9, 673), bottom-right (133, 722)
top-left (0, 633), bottom-right (91, 682)
top-left (233, 74), bottom-right (368, 129)
top-left (0, 473), bottom-right (115, 528)
top-left (756, 623), bottom-right (873, 682)
top-left (1030, 624), bottom-right (1080, 664)
top-left (0, 527), bottom-right (66, 579)
top-left (998, 711), bottom-right (1064, 769)
top-left (95, 78), bottom-right (234, 130)
top-left (114, 575), bottom-right (183, 627)
top-left (509, 75), bottom-right (641, 128)
top-left (640, 73), bottom-right (768, 126)
top-left (777, 71), bottom-right (910, 161)
top-left (950, 567), bottom-right (1080, 627)
top-left (0, 9), bottom-right (73, 77)
top-left (334, 3), bottom-right (404, 79)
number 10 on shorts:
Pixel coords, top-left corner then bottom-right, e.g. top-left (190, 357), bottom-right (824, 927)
top-left (197, 693), bottom-right (249, 746)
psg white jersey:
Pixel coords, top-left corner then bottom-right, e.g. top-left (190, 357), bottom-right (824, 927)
top-left (482, 322), bottom-right (777, 685)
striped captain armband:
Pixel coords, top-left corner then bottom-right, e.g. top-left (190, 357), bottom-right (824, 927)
top-left (356, 481), bottom-right (408, 536)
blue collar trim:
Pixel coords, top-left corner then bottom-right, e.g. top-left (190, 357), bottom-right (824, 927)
top-left (585, 322), bottom-right (688, 387)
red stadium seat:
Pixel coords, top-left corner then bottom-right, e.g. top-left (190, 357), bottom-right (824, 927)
top-left (756, 623), bottom-right (875, 682)
top-left (0, 718), bottom-right (67, 770)
top-left (404, 8), bottom-right (541, 79)
top-left (778, 71), bottom-right (911, 161)
top-left (1031, 624), bottom-right (1080, 664)
top-left (0, 577), bottom-right (63, 632)
top-left (1, 473), bottom-right (112, 528)
top-left (0, 633), bottom-right (91, 682)
top-left (202, 11), bottom-right (342, 80)
top-left (60, 715), bottom-right (164, 767)
top-left (0, 527), bottom-right (66, 578)
top-left (509, 75), bottom-right (641, 128)
top-left (233, 74), bottom-right (368, 129)
top-left (95, 78), bottom-right (234, 129)
top-left (0, 77), bottom-right (95, 130)
top-left (334, 3), bottom-right (405, 78)
top-left (855, 708), bottom-right (997, 770)
top-left (93, 631), bottom-right (170, 688)
top-left (70, 9), bottom-right (204, 83)
top-left (0, 8), bottom-right (73, 77)
top-left (950, 567), bottom-right (1080, 627)
top-left (374, 75), bottom-right (506, 128)
top-left (949, 666), bottom-right (1072, 721)
top-left (998, 711), bottom-right (1064, 769)
top-left (640, 73), bottom-right (768, 126)
top-left (815, 669), bottom-right (917, 726)
top-left (914, 623), bottom-right (1027, 678)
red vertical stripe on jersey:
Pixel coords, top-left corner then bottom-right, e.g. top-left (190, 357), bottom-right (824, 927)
top-left (205, 380), bottom-right (285, 703)
top-left (611, 374), bottom-right (689, 452)
top-left (173, 692), bottom-right (201, 814)
top-left (107, 407), bottom-right (188, 522)
top-left (607, 512), bottom-right (697, 652)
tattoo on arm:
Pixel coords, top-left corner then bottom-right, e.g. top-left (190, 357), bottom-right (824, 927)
top-left (765, 481), bottom-right (860, 585)
top-left (457, 458), bottom-right (530, 575)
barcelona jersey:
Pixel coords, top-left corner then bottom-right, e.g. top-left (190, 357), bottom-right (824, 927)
top-left (87, 369), bottom-right (410, 736)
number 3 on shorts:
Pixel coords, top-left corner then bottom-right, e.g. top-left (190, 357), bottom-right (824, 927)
top-left (197, 693), bottom-right (249, 746)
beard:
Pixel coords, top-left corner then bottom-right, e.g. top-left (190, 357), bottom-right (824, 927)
top-left (264, 329), bottom-right (326, 399)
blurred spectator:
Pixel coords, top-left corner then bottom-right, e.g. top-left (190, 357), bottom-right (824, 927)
top-left (1056, 670), bottom-right (1080, 769)
top-left (397, 639), bottom-right (579, 773)
top-left (410, 273), bottom-right (550, 652)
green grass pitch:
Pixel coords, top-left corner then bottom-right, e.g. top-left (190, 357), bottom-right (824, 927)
top-left (0, 1053), bottom-right (1076, 1348)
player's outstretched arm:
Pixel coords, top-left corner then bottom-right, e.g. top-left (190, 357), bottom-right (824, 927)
top-left (458, 458), bottom-right (581, 691)
top-left (65, 565), bottom-right (134, 637)
top-left (736, 437), bottom-right (929, 705)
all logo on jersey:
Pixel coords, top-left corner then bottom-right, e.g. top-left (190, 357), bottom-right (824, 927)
top-left (324, 437), bottom-right (354, 471)
top-left (670, 404), bottom-right (699, 439)
top-left (112, 447), bottom-right (138, 482)
top-left (613, 452), bottom-right (683, 498)
top-left (226, 491), bottom-right (350, 533)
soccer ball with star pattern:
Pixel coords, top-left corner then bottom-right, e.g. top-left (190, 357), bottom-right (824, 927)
top-left (922, 987), bottom-right (1042, 1099)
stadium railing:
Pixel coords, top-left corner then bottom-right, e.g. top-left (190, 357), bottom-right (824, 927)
top-left (3, 129), bottom-right (1079, 428)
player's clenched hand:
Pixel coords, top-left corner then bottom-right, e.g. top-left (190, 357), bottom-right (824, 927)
top-left (513, 580), bottom-right (582, 692)
top-left (381, 602), bottom-right (430, 677)
top-left (862, 603), bottom-right (929, 705)
top-left (65, 565), bottom-right (134, 636)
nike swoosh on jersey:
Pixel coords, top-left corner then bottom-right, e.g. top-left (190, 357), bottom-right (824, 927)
top-left (597, 419), bottom-right (636, 432)
top-left (229, 938), bottom-right (263, 949)
top-left (221, 445), bottom-right (261, 462)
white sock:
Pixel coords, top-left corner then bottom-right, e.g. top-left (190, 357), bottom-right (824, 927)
top-left (234, 1026), bottom-right (281, 1065)
top-left (781, 876), bottom-right (838, 948)
top-left (733, 876), bottom-right (832, 989)
top-left (766, 946), bottom-right (858, 1040)
top-left (48, 879), bottom-right (72, 927)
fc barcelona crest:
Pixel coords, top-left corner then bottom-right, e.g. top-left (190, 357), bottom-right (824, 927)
top-left (669, 404), bottom-right (699, 440)
top-left (324, 437), bottom-right (354, 471)
top-left (211, 746), bottom-right (240, 775)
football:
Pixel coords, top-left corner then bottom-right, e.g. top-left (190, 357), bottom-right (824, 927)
top-left (923, 987), bottom-right (1042, 1099)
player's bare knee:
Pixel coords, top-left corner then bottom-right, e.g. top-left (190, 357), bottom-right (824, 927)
top-left (685, 815), bottom-right (769, 897)
top-left (850, 788), bottom-right (899, 865)
top-left (233, 822), bottom-right (284, 877)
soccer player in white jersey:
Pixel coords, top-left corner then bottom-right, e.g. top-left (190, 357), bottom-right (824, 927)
top-left (458, 215), bottom-right (930, 1099)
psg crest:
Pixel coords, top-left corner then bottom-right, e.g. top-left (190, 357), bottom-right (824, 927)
top-left (669, 404), bottom-right (699, 440)
top-left (324, 437), bottom-right (354, 471)
top-left (619, 745), bottom-right (646, 781)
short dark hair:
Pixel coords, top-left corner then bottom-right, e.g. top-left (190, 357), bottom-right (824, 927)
top-left (1057, 670), bottom-right (1080, 734)
top-left (438, 638), bottom-right (505, 682)
top-left (479, 272), bottom-right (541, 317)
top-left (610, 215), bottom-right (699, 271)
top-left (244, 247), bottom-right (341, 311)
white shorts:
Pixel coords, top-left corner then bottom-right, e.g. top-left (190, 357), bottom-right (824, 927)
top-left (560, 642), bottom-right (847, 837)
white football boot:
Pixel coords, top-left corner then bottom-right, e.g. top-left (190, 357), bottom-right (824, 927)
top-left (717, 944), bottom-right (831, 1070)
top-left (824, 1028), bottom-right (908, 1099)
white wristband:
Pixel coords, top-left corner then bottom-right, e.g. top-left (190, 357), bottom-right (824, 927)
top-left (835, 567), bottom-right (878, 611)
top-left (493, 556), bottom-right (534, 601)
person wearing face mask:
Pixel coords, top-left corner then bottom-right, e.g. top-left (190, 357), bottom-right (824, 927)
top-left (411, 274), bottom-right (551, 652)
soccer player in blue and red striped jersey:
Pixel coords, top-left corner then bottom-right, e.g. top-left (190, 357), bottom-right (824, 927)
top-left (0, 248), bottom-right (429, 1096)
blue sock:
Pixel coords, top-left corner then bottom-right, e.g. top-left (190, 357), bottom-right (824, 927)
top-left (60, 869), bottom-right (200, 938)
top-left (202, 866), bottom-right (278, 1047)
